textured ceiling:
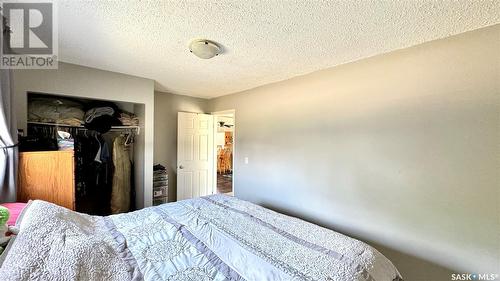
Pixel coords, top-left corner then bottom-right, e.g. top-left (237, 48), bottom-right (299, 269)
top-left (55, 1), bottom-right (500, 98)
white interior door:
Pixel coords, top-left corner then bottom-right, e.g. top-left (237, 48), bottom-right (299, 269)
top-left (177, 112), bottom-right (214, 200)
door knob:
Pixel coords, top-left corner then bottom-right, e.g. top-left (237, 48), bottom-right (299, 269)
top-left (179, 165), bottom-right (184, 169)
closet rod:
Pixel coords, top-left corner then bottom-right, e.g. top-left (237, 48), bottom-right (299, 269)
top-left (27, 121), bottom-right (141, 135)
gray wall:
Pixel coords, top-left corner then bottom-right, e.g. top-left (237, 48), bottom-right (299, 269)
top-left (209, 25), bottom-right (500, 280)
top-left (154, 91), bottom-right (209, 201)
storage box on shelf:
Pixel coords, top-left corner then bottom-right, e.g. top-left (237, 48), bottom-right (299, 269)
top-left (153, 165), bottom-right (168, 206)
top-left (153, 197), bottom-right (168, 206)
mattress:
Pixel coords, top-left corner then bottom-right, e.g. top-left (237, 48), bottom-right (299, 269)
top-left (0, 195), bottom-right (402, 281)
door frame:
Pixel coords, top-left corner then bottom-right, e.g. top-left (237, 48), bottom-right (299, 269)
top-left (211, 109), bottom-right (236, 196)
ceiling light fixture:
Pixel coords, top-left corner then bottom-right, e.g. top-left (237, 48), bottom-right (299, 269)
top-left (189, 39), bottom-right (221, 59)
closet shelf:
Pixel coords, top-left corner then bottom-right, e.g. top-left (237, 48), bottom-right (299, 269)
top-left (27, 121), bottom-right (141, 135)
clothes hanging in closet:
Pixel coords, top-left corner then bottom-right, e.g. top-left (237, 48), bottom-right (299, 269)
top-left (74, 132), bottom-right (113, 215)
top-left (110, 135), bottom-right (132, 214)
top-left (27, 124), bottom-right (134, 215)
top-left (24, 95), bottom-right (137, 215)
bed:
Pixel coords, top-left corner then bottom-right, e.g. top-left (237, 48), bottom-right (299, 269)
top-left (0, 195), bottom-right (402, 281)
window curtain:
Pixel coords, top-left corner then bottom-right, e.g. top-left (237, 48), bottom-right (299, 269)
top-left (0, 69), bottom-right (16, 202)
top-left (0, 16), bottom-right (17, 202)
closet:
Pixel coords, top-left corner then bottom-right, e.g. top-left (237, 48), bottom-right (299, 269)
top-left (18, 93), bottom-right (142, 215)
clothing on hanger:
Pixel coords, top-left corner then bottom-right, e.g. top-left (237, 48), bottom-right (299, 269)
top-left (25, 122), bottom-right (134, 215)
top-left (110, 135), bottom-right (131, 214)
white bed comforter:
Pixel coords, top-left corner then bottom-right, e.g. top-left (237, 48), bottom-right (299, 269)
top-left (0, 195), bottom-right (402, 281)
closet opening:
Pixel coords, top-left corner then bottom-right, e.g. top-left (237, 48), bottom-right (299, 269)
top-left (19, 92), bottom-right (145, 215)
top-left (213, 110), bottom-right (234, 196)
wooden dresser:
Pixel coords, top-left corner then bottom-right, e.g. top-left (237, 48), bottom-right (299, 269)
top-left (18, 151), bottom-right (75, 210)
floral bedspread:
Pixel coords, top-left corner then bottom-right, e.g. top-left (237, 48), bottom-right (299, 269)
top-left (0, 195), bottom-right (402, 281)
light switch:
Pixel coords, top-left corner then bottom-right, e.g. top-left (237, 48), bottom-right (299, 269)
top-left (244, 157), bottom-right (249, 164)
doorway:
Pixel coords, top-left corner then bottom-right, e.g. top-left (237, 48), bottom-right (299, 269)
top-left (213, 110), bottom-right (234, 196)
